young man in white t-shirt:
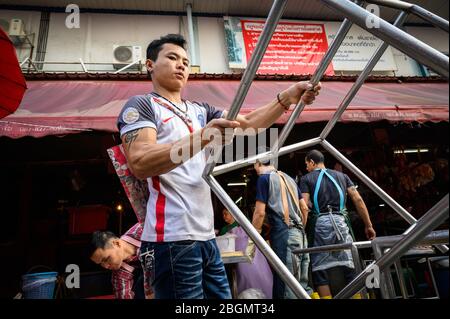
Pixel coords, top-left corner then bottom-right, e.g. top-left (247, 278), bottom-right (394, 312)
top-left (117, 33), bottom-right (321, 299)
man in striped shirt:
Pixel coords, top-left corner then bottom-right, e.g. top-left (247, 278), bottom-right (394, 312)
top-left (89, 223), bottom-right (152, 299)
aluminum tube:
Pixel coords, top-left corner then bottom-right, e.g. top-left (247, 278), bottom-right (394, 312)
top-left (365, 0), bottom-right (412, 11)
top-left (350, 244), bottom-right (368, 298)
top-left (426, 258), bottom-right (441, 298)
top-left (271, 18), bottom-right (354, 154)
top-left (203, 0), bottom-right (289, 177)
top-left (351, 244), bottom-right (364, 274)
top-left (394, 260), bottom-right (409, 299)
top-left (322, 139), bottom-right (449, 254)
top-left (320, 0), bottom-right (449, 78)
top-left (321, 140), bottom-right (416, 224)
top-left (410, 5), bottom-right (449, 33)
top-left (293, 242), bottom-right (353, 254)
top-left (335, 194), bottom-right (449, 299)
top-left (372, 243), bottom-right (392, 299)
top-left (186, 3), bottom-right (197, 65)
top-left (375, 229), bottom-right (449, 247)
top-left (319, 11), bottom-right (408, 139)
top-left (212, 137), bottom-right (321, 176)
top-left (366, 1), bottom-right (449, 32)
top-left (205, 175), bottom-right (311, 299)
top-left (384, 248), bottom-right (399, 298)
top-left (292, 230), bottom-right (448, 255)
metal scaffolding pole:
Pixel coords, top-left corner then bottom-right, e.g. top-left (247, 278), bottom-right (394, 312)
top-left (366, 0), bottom-right (411, 11)
top-left (366, 0), bottom-right (449, 32)
top-left (394, 260), bottom-right (409, 299)
top-left (409, 5), bottom-right (449, 32)
top-left (350, 243), bottom-right (368, 298)
top-left (205, 175), bottom-right (311, 299)
top-left (376, 230), bottom-right (449, 248)
top-left (322, 140), bottom-right (449, 253)
top-left (321, 139), bottom-right (449, 254)
top-left (335, 194), bottom-right (449, 299)
top-left (213, 137), bottom-right (321, 176)
top-left (319, 0), bottom-right (449, 78)
top-left (321, 140), bottom-right (416, 224)
top-left (203, 0), bottom-right (289, 177)
top-left (292, 230), bottom-right (448, 255)
top-left (271, 18), bottom-right (355, 154)
top-left (372, 244), bottom-right (395, 298)
top-left (319, 11), bottom-right (408, 140)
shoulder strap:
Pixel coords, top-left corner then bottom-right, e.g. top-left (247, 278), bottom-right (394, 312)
top-left (277, 171), bottom-right (303, 225)
top-left (276, 172), bottom-right (290, 226)
top-left (313, 169), bottom-right (325, 214)
top-left (313, 169), bottom-right (345, 214)
top-left (323, 170), bottom-right (345, 211)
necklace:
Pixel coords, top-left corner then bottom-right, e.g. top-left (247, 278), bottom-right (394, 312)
top-left (152, 92), bottom-right (188, 114)
top-left (149, 92), bottom-right (193, 133)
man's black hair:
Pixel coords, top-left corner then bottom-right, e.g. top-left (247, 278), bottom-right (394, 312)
top-left (88, 231), bottom-right (118, 257)
top-left (146, 33), bottom-right (187, 61)
top-left (255, 146), bottom-right (272, 165)
top-left (305, 149), bottom-right (325, 164)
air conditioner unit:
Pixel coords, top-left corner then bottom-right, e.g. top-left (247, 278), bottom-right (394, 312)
top-left (9, 19), bottom-right (25, 36)
top-left (112, 45), bottom-right (142, 70)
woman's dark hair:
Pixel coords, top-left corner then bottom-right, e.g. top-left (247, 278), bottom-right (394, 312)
top-left (146, 33), bottom-right (187, 61)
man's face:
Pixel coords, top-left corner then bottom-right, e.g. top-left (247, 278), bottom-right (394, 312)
top-left (254, 163), bottom-right (262, 175)
top-left (222, 209), bottom-right (235, 225)
top-left (305, 159), bottom-right (316, 172)
top-left (90, 240), bottom-right (124, 271)
top-left (147, 43), bottom-right (190, 90)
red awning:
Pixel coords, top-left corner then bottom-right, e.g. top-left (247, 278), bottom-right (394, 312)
top-left (0, 80), bottom-right (448, 138)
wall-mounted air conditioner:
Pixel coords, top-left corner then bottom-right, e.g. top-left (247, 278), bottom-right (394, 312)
top-left (8, 19), bottom-right (27, 46)
top-left (9, 19), bottom-right (25, 36)
top-left (112, 45), bottom-right (142, 70)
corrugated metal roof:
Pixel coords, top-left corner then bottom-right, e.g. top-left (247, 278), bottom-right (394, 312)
top-left (0, 0), bottom-right (448, 24)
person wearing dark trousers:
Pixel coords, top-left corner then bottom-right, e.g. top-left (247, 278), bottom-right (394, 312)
top-left (300, 150), bottom-right (376, 299)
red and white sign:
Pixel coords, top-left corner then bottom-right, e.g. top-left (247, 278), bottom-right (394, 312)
top-left (241, 20), bottom-right (335, 75)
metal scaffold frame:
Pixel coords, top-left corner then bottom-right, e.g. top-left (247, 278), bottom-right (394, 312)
top-left (202, 0), bottom-right (449, 299)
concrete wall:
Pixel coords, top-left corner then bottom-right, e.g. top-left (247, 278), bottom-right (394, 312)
top-left (198, 17), bottom-right (230, 74)
top-left (44, 12), bottom-right (182, 72)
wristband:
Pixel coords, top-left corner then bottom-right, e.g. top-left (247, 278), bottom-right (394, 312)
top-left (277, 93), bottom-right (291, 110)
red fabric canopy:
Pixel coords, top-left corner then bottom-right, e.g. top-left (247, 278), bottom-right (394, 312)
top-left (0, 27), bottom-right (27, 119)
top-left (0, 80), bottom-right (448, 138)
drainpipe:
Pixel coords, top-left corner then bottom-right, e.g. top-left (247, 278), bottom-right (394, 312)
top-left (35, 11), bottom-right (50, 71)
top-left (186, 2), bottom-right (197, 66)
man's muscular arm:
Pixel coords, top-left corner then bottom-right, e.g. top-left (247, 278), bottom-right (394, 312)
top-left (122, 119), bottom-right (239, 179)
